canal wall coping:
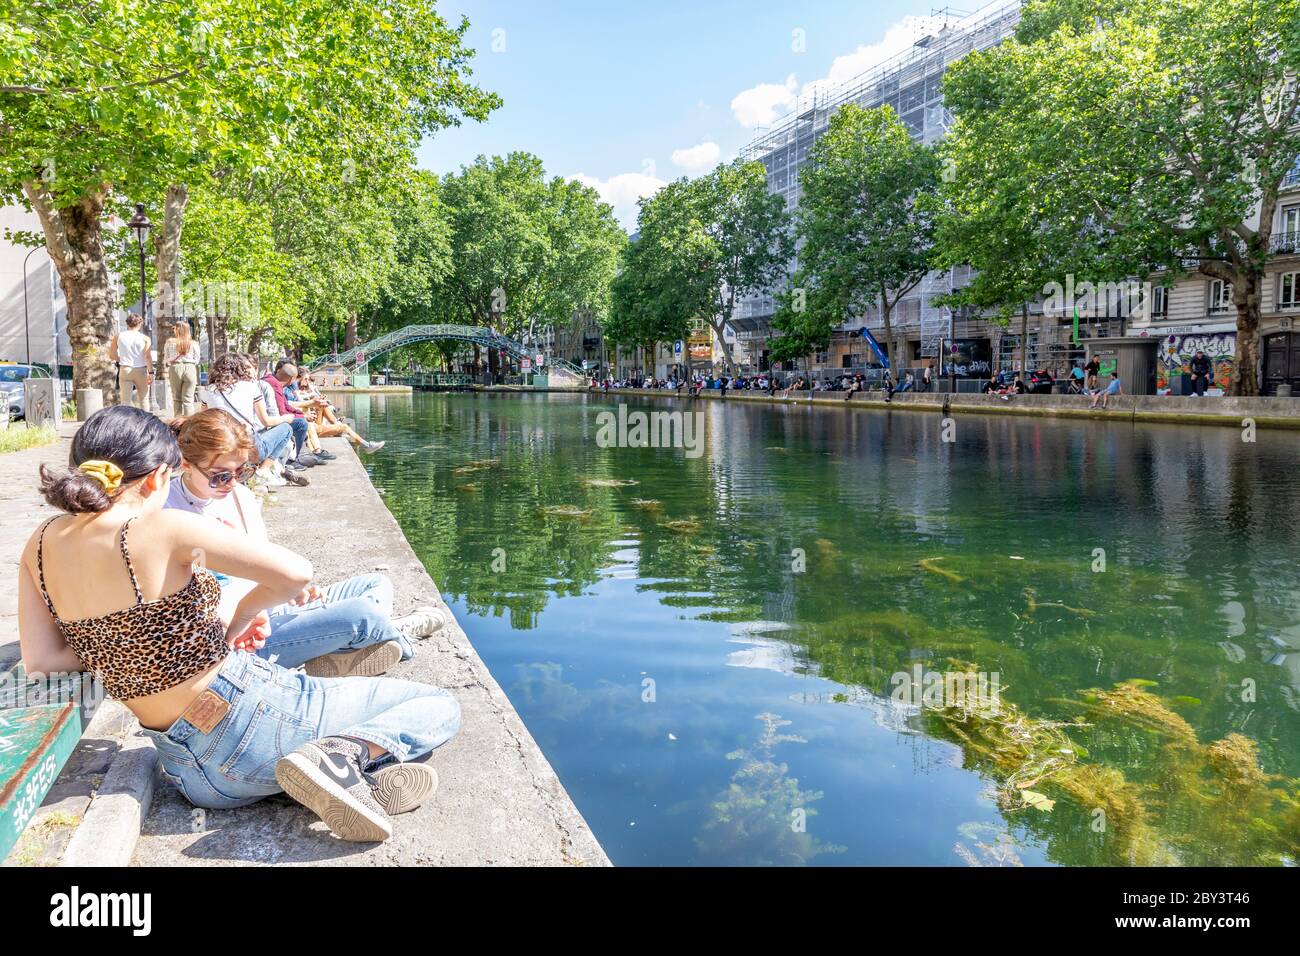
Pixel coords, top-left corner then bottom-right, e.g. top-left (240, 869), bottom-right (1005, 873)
top-left (605, 387), bottom-right (1300, 429)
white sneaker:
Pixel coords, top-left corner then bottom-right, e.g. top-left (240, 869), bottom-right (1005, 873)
top-left (392, 606), bottom-right (454, 640)
top-left (259, 468), bottom-right (287, 487)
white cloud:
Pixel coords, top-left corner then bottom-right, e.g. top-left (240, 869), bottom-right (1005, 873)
top-left (730, 73), bottom-right (799, 128)
top-left (671, 141), bottom-right (721, 174)
top-left (568, 171), bottom-right (667, 231)
top-left (730, 16), bottom-right (954, 128)
top-left (803, 16), bottom-right (950, 103)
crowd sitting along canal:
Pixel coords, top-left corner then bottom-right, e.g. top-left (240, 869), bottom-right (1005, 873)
top-left (592, 349), bottom-right (1231, 407)
top-left (14, 351), bottom-right (464, 844)
top-left (589, 353), bottom-right (1199, 410)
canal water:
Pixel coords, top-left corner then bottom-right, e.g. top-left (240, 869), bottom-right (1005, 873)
top-left (343, 391), bottom-right (1300, 866)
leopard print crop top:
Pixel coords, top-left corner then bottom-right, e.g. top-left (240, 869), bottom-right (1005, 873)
top-left (36, 516), bottom-right (229, 700)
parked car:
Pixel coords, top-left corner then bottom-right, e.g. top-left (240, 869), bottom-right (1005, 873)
top-left (0, 363), bottom-right (52, 419)
top-left (1025, 369), bottom-right (1055, 394)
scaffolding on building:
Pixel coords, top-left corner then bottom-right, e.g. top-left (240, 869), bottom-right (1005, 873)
top-left (733, 0), bottom-right (1024, 363)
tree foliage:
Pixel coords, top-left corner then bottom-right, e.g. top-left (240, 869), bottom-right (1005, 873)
top-left (941, 0), bottom-right (1300, 394)
top-left (792, 103), bottom-right (938, 373)
top-left (611, 161), bottom-right (791, 373)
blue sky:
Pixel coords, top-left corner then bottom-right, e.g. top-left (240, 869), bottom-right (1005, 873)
top-left (417, 0), bottom-right (986, 228)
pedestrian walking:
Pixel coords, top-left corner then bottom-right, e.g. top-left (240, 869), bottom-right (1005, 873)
top-left (109, 314), bottom-right (153, 410)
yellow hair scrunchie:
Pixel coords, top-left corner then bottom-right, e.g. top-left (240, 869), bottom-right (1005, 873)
top-left (78, 460), bottom-right (123, 492)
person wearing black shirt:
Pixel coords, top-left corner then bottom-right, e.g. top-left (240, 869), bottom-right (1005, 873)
top-left (1189, 350), bottom-right (1213, 396)
top-left (1084, 356), bottom-right (1101, 393)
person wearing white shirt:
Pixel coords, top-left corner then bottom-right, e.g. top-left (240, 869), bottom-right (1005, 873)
top-left (165, 409), bottom-right (449, 675)
top-left (108, 314), bottom-right (152, 409)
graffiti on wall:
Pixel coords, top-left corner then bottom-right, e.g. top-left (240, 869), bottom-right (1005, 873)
top-left (1156, 333), bottom-right (1235, 393)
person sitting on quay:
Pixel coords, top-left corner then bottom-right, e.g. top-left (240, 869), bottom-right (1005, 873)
top-left (18, 405), bottom-right (460, 842)
top-left (261, 359), bottom-right (320, 469)
top-left (166, 409), bottom-right (451, 678)
top-left (290, 364), bottom-right (386, 455)
top-left (201, 353), bottom-right (307, 488)
top-left (1189, 349), bottom-right (1214, 397)
top-left (286, 369), bottom-right (338, 463)
top-left (844, 374), bottom-right (863, 402)
top-left (1091, 371), bottom-right (1123, 409)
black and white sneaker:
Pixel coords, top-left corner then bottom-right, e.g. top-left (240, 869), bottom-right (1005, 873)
top-left (283, 467), bottom-right (310, 487)
top-left (275, 736), bottom-right (392, 842)
top-left (314, 448), bottom-right (338, 461)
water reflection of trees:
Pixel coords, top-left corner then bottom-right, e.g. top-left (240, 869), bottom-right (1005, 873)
top-left (369, 393), bottom-right (1300, 863)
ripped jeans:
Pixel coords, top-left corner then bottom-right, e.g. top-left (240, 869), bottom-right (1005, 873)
top-left (139, 652), bottom-right (460, 809)
top-left (255, 573), bottom-right (413, 668)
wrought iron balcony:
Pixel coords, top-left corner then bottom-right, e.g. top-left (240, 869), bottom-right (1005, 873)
top-left (1270, 231), bottom-right (1300, 255)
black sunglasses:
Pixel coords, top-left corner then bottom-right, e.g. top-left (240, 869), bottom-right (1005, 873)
top-left (195, 461), bottom-right (257, 488)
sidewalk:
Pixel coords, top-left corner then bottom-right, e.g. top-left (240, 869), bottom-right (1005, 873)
top-left (0, 422), bottom-right (76, 662)
top-left (2, 425), bottom-right (607, 866)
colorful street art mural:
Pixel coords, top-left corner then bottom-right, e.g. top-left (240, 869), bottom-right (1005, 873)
top-left (1156, 332), bottom-right (1235, 394)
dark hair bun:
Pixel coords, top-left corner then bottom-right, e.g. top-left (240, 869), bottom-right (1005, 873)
top-left (39, 464), bottom-right (111, 514)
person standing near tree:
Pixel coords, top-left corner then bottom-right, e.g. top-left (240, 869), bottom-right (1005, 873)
top-left (108, 314), bottom-right (152, 410)
top-left (164, 320), bottom-right (201, 416)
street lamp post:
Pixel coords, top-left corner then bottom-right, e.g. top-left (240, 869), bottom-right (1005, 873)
top-left (21, 246), bottom-right (41, 366)
top-left (127, 203), bottom-right (152, 337)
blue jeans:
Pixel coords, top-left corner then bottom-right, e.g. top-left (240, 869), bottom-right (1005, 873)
top-left (288, 416), bottom-right (308, 458)
top-left (140, 652), bottom-right (460, 809)
top-left (256, 573), bottom-right (414, 668)
top-left (255, 422), bottom-right (292, 465)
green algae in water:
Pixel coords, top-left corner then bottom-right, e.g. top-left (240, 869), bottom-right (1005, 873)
top-left (927, 679), bottom-right (1300, 866)
top-left (540, 505), bottom-right (591, 518)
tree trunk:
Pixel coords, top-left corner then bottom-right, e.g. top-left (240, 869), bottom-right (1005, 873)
top-left (1231, 287), bottom-right (1262, 397)
top-left (209, 312), bottom-right (229, 362)
top-left (709, 318), bottom-right (735, 375)
top-left (22, 180), bottom-right (117, 398)
top-left (152, 184), bottom-right (189, 379)
top-left (247, 326), bottom-right (270, 357)
top-left (1020, 301), bottom-right (1029, 375)
top-left (345, 313), bottom-right (358, 350)
top-left (881, 301), bottom-right (895, 374)
top-left (1202, 262), bottom-right (1262, 396)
